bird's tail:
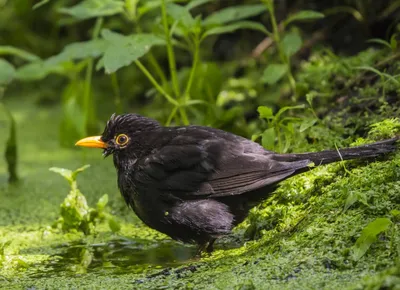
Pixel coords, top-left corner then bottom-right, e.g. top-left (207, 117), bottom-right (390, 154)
top-left (271, 137), bottom-right (398, 166)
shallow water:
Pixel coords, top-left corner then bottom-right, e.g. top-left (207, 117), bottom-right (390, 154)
top-left (27, 237), bottom-right (198, 278)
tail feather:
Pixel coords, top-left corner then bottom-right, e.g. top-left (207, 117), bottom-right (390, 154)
top-left (272, 137), bottom-right (398, 166)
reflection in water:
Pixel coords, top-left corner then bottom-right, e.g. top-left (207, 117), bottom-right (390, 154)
top-left (31, 237), bottom-right (198, 277)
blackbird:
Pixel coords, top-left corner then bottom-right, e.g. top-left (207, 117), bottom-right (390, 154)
top-left (75, 113), bottom-right (398, 253)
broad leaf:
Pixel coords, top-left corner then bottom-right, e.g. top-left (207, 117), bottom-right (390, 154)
top-left (49, 165), bottom-right (90, 184)
top-left (343, 190), bottom-right (369, 212)
top-left (275, 105), bottom-right (305, 120)
top-left (16, 61), bottom-right (70, 81)
top-left (167, 3), bottom-right (195, 28)
top-left (0, 59), bottom-right (16, 85)
top-left (137, 0), bottom-right (176, 18)
top-left (261, 63), bottom-right (287, 85)
top-left (59, 0), bottom-right (124, 20)
top-left (299, 118), bottom-right (317, 132)
top-left (186, 0), bottom-right (213, 10)
top-left (202, 21), bottom-right (269, 39)
top-left (352, 218), bottom-right (392, 261)
top-left (101, 29), bottom-right (165, 74)
top-left (108, 216), bottom-right (121, 233)
top-left (16, 62), bottom-right (48, 81)
top-left (262, 128), bottom-right (276, 150)
top-left (49, 167), bottom-right (73, 182)
top-left (47, 39), bottom-right (107, 65)
top-left (96, 194), bottom-right (109, 211)
top-left (258, 106), bottom-right (274, 119)
top-left (282, 30), bottom-right (303, 57)
top-left (203, 4), bottom-right (266, 25)
top-left (284, 10), bottom-right (324, 26)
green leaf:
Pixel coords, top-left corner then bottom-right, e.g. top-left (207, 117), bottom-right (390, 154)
top-left (352, 218), bottom-right (392, 261)
top-left (49, 167), bottom-right (74, 183)
top-left (275, 105), bottom-right (305, 120)
top-left (203, 4), bottom-right (267, 25)
top-left (186, 0), bottom-right (213, 10)
top-left (96, 194), bottom-right (109, 211)
top-left (390, 209), bottom-right (400, 217)
top-left (47, 39), bottom-right (107, 65)
top-left (262, 128), bottom-right (276, 150)
top-left (71, 165), bottom-right (91, 180)
top-left (101, 29), bottom-right (165, 74)
top-left (355, 66), bottom-right (400, 85)
top-left (50, 165), bottom-right (90, 183)
top-left (202, 21), bottom-right (269, 40)
top-left (284, 10), bottom-right (324, 26)
top-left (282, 30), bottom-right (303, 57)
top-left (366, 38), bottom-right (392, 50)
top-left (0, 46), bottom-right (40, 62)
top-left (59, 0), bottom-right (124, 20)
top-left (16, 62), bottom-right (49, 81)
top-left (167, 3), bottom-right (195, 28)
top-left (59, 80), bottom-right (87, 146)
top-left (0, 59), bottom-right (16, 86)
top-left (108, 216), bottom-right (121, 233)
top-left (299, 118), bottom-right (317, 132)
top-left (261, 63), bottom-right (288, 85)
top-left (390, 34), bottom-right (398, 50)
top-left (305, 92), bottom-right (317, 107)
top-left (343, 190), bottom-right (369, 211)
top-left (16, 60), bottom-right (74, 81)
top-left (33, 0), bottom-right (51, 10)
top-left (258, 106), bottom-right (274, 119)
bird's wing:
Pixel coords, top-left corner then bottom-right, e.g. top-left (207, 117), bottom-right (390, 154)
top-left (134, 127), bottom-right (311, 199)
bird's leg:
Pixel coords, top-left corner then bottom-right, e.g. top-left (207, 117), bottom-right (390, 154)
top-left (195, 243), bottom-right (207, 257)
top-left (195, 239), bottom-right (217, 257)
top-left (206, 238), bottom-right (216, 253)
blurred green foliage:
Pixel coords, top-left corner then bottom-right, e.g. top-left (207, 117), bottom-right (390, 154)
top-left (0, 0), bottom-right (399, 176)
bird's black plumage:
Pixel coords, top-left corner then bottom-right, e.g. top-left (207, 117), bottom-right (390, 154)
top-left (88, 113), bottom-right (398, 252)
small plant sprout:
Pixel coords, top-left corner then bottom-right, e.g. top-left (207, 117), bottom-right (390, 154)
top-left (50, 164), bottom-right (120, 235)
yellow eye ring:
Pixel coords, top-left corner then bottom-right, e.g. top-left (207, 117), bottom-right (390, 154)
top-left (115, 134), bottom-right (129, 146)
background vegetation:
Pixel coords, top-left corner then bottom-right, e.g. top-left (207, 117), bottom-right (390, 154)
top-left (0, 0), bottom-right (399, 289)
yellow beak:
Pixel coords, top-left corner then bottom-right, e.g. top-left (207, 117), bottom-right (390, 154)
top-left (75, 136), bottom-right (107, 149)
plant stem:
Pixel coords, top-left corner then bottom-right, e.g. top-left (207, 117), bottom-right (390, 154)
top-left (134, 60), bottom-right (179, 106)
top-left (166, 106), bottom-right (178, 126)
top-left (134, 23), bottom-right (168, 87)
top-left (179, 107), bottom-right (189, 125)
top-left (266, 0), bottom-right (296, 95)
top-left (147, 52), bottom-right (168, 86)
top-left (161, 0), bottom-right (180, 98)
top-left (184, 37), bottom-right (200, 102)
top-left (111, 73), bottom-right (122, 114)
top-left (83, 17), bottom-right (103, 133)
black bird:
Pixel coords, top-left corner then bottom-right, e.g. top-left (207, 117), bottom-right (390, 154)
top-left (75, 113), bottom-right (398, 253)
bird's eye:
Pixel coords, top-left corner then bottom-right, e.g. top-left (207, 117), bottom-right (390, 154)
top-left (115, 134), bottom-right (129, 146)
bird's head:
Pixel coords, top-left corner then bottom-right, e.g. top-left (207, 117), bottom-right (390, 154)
top-left (75, 113), bottom-right (161, 160)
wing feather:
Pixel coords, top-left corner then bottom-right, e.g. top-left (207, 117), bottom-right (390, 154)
top-left (134, 127), bottom-right (310, 199)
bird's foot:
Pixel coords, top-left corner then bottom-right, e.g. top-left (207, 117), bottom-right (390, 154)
top-left (195, 238), bottom-right (216, 257)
